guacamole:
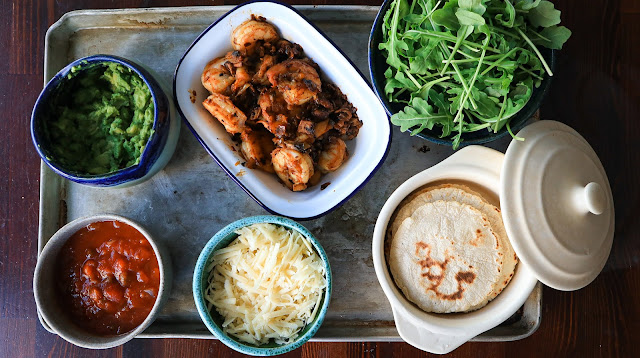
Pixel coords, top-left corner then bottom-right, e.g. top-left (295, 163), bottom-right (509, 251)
top-left (45, 62), bottom-right (155, 175)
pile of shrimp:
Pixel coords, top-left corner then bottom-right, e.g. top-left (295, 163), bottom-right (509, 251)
top-left (201, 15), bottom-right (362, 191)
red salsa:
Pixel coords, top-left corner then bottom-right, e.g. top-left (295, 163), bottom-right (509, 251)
top-left (56, 220), bottom-right (160, 335)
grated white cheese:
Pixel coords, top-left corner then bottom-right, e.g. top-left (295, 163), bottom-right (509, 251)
top-left (204, 223), bottom-right (327, 345)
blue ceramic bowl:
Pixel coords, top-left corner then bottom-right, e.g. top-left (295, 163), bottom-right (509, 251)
top-left (368, 0), bottom-right (555, 147)
top-left (31, 54), bottom-right (180, 187)
top-left (193, 216), bottom-right (332, 356)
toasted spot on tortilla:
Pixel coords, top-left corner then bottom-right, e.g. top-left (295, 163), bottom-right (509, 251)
top-left (387, 184), bottom-right (518, 313)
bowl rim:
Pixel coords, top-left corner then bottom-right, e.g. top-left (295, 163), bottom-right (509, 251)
top-left (371, 146), bottom-right (538, 341)
top-left (32, 214), bottom-right (170, 349)
top-left (192, 215), bottom-right (332, 356)
top-left (172, 0), bottom-right (392, 220)
top-left (367, 0), bottom-right (555, 147)
top-left (30, 54), bottom-right (170, 186)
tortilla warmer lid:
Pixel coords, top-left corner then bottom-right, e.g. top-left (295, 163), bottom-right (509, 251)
top-left (500, 120), bottom-right (614, 291)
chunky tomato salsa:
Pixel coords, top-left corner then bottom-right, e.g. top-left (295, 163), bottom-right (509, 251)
top-left (56, 220), bottom-right (160, 335)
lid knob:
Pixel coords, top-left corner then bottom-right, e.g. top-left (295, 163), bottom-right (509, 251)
top-left (584, 182), bottom-right (606, 215)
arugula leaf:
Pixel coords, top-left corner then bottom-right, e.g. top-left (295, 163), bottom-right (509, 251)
top-left (532, 25), bottom-right (572, 49)
top-left (456, 9), bottom-right (486, 26)
top-left (514, 0), bottom-right (542, 11)
top-left (383, 67), bottom-right (401, 96)
top-left (394, 71), bottom-right (420, 92)
top-left (458, 0), bottom-right (486, 15)
top-left (415, 0), bottom-right (433, 15)
top-left (428, 89), bottom-right (453, 120)
top-left (379, 0), bottom-right (411, 70)
top-left (452, 128), bottom-right (463, 148)
top-left (432, 0), bottom-right (460, 30)
top-left (384, 66), bottom-right (394, 79)
top-left (527, 0), bottom-right (561, 28)
top-left (511, 77), bottom-right (533, 103)
top-left (412, 39), bottom-right (442, 72)
top-left (390, 97), bottom-right (451, 135)
top-left (495, 0), bottom-right (516, 28)
top-left (488, 77), bottom-right (533, 132)
top-left (447, 87), bottom-right (466, 114)
top-left (440, 24), bottom-right (474, 75)
top-left (381, 1), bottom-right (394, 42)
top-left (384, 78), bottom-right (404, 96)
top-left (472, 88), bottom-right (501, 118)
top-left (451, 31), bottom-right (491, 125)
top-left (413, 76), bottom-right (451, 102)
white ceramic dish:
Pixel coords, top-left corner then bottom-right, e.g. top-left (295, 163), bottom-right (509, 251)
top-left (33, 214), bottom-right (172, 349)
top-left (372, 146), bottom-right (539, 354)
top-left (372, 121), bottom-right (614, 354)
top-left (173, 0), bottom-right (391, 220)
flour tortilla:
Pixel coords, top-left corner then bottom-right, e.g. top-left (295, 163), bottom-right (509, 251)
top-left (389, 183), bottom-right (517, 303)
top-left (390, 200), bottom-right (507, 313)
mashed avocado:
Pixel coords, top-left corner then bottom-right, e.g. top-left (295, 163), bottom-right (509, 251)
top-left (45, 62), bottom-right (155, 175)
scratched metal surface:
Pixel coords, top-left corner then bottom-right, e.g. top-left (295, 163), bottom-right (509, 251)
top-left (38, 6), bottom-right (541, 341)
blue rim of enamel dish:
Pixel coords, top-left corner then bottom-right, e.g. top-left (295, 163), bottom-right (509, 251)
top-left (368, 0), bottom-right (555, 147)
top-left (173, 0), bottom-right (392, 220)
top-left (192, 215), bottom-right (332, 356)
top-left (31, 54), bottom-right (170, 186)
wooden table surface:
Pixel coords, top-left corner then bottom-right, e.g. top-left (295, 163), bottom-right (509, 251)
top-left (1, 0), bottom-right (638, 357)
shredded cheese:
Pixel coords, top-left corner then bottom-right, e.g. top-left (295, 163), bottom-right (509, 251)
top-left (205, 223), bottom-right (327, 345)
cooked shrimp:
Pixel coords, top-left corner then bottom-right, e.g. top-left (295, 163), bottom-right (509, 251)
top-left (203, 93), bottom-right (246, 134)
top-left (334, 107), bottom-right (362, 140)
top-left (232, 18), bottom-right (279, 55)
top-left (257, 89), bottom-right (290, 137)
top-left (201, 57), bottom-right (235, 95)
top-left (314, 119), bottom-right (333, 138)
top-left (224, 50), bottom-right (244, 67)
top-left (265, 59), bottom-right (322, 106)
top-left (318, 137), bottom-right (347, 173)
top-left (297, 119), bottom-right (333, 139)
top-left (240, 128), bottom-right (275, 172)
top-left (275, 39), bottom-right (303, 60)
top-left (295, 120), bottom-right (316, 146)
top-left (253, 55), bottom-right (275, 85)
top-left (271, 147), bottom-right (314, 191)
top-left (231, 66), bottom-right (252, 93)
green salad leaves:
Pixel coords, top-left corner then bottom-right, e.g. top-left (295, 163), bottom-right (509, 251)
top-left (379, 0), bottom-right (571, 148)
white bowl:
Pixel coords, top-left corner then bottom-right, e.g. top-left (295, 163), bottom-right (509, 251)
top-left (33, 214), bottom-right (172, 349)
top-left (173, 0), bottom-right (391, 219)
top-left (372, 146), bottom-right (538, 354)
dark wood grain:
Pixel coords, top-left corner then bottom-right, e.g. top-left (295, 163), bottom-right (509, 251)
top-left (1, 0), bottom-right (638, 357)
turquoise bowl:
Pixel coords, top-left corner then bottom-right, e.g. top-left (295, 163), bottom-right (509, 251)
top-left (193, 215), bottom-right (332, 356)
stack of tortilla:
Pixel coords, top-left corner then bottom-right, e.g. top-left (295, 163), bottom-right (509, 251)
top-left (388, 184), bottom-right (517, 313)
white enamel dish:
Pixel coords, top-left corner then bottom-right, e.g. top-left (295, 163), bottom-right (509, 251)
top-left (173, 0), bottom-right (391, 220)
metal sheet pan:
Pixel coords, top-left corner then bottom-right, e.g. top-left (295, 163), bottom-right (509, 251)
top-left (39, 6), bottom-right (541, 341)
